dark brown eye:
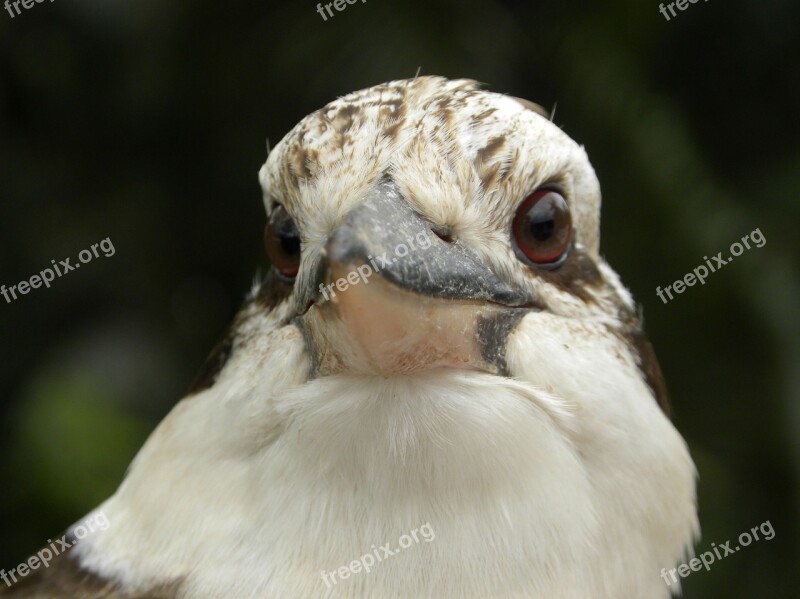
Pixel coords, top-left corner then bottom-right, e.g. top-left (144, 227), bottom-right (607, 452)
top-left (512, 188), bottom-right (572, 267)
top-left (265, 205), bottom-right (301, 280)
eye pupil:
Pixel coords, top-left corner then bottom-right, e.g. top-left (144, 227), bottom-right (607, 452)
top-left (278, 223), bottom-right (300, 255)
top-left (265, 205), bottom-right (301, 280)
top-left (529, 214), bottom-right (555, 242)
top-left (512, 189), bottom-right (572, 267)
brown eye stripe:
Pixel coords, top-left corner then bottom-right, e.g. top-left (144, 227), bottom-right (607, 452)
top-left (255, 269), bottom-right (295, 310)
top-left (534, 248), bottom-right (603, 303)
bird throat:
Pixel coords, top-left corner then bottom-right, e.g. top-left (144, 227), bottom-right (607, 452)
top-left (299, 269), bottom-right (524, 377)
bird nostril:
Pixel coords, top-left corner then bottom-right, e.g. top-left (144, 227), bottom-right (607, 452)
top-left (432, 227), bottom-right (455, 243)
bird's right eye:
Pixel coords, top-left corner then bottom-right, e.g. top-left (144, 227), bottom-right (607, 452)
top-left (265, 205), bottom-right (301, 280)
top-left (511, 188), bottom-right (572, 268)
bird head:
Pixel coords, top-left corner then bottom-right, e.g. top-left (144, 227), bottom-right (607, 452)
top-left (259, 77), bottom-right (634, 384)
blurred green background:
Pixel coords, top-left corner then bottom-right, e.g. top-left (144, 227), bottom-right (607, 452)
top-left (0, 0), bottom-right (797, 596)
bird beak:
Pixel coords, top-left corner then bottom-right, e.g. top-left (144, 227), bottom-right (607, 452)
top-left (296, 179), bottom-right (541, 377)
top-left (325, 179), bottom-right (530, 305)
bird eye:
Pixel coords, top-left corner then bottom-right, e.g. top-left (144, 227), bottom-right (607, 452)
top-left (265, 205), bottom-right (301, 280)
top-left (512, 188), bottom-right (572, 267)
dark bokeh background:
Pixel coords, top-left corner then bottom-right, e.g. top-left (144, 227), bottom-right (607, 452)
top-left (1, 0), bottom-right (798, 596)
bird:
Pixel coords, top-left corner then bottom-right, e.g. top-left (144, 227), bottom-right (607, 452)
top-left (1, 76), bottom-right (698, 598)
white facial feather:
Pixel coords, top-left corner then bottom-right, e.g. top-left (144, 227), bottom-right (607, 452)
top-left (73, 77), bottom-right (697, 598)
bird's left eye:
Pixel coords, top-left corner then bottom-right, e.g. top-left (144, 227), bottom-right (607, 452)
top-left (512, 188), bottom-right (572, 268)
top-left (265, 205), bottom-right (301, 280)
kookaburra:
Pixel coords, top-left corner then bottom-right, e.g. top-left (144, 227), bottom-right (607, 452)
top-left (3, 77), bottom-right (697, 598)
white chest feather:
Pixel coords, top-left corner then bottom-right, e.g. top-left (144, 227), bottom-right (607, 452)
top-left (74, 321), bottom-right (696, 599)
